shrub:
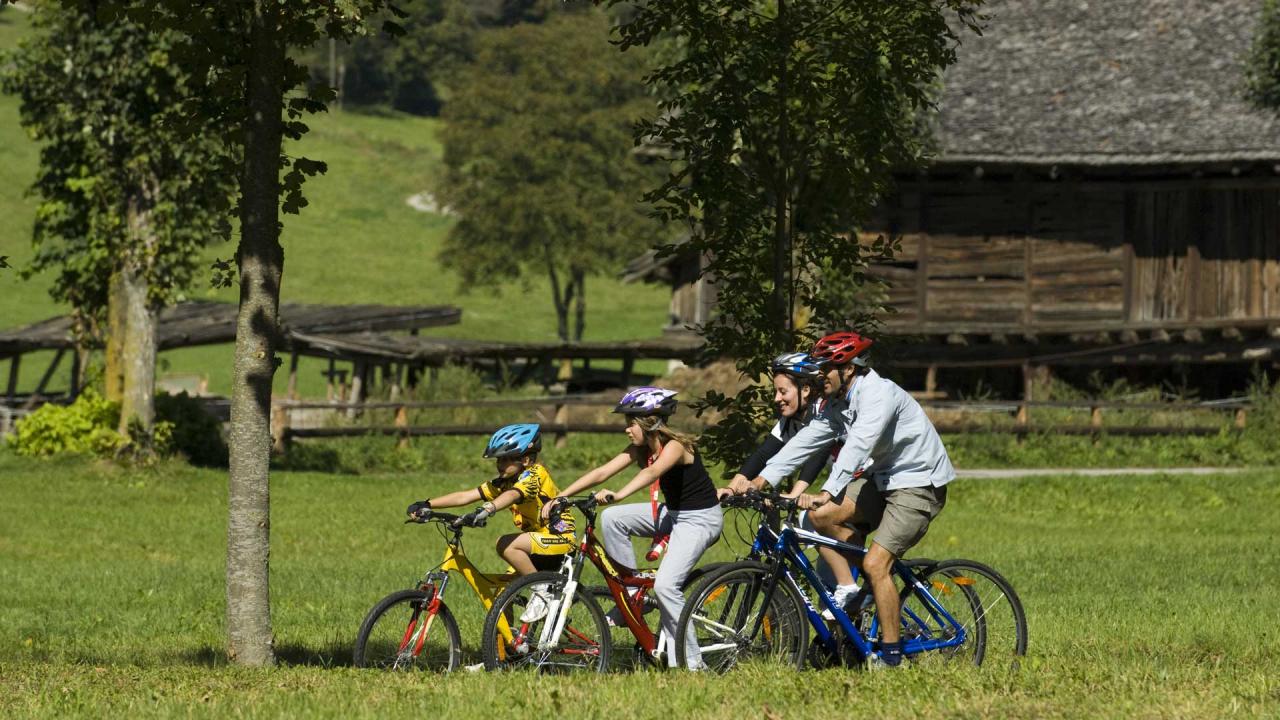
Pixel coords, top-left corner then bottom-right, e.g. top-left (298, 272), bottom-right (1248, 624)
top-left (8, 390), bottom-right (127, 458)
top-left (155, 392), bottom-right (228, 467)
top-left (8, 390), bottom-right (227, 466)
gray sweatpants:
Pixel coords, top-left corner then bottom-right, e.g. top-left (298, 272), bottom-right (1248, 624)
top-left (600, 502), bottom-right (723, 668)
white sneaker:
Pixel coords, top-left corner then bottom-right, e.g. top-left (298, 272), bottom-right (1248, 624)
top-left (462, 662), bottom-right (485, 673)
top-left (520, 588), bottom-right (552, 623)
top-left (821, 584), bottom-right (861, 621)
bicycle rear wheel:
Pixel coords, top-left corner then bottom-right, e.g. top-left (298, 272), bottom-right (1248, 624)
top-left (904, 559), bottom-right (1027, 667)
top-left (481, 571), bottom-right (611, 673)
top-left (675, 561), bottom-right (809, 672)
top-left (353, 589), bottom-right (462, 672)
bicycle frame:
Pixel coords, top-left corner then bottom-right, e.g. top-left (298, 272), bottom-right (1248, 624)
top-left (411, 527), bottom-right (523, 660)
top-left (430, 540), bottom-right (515, 609)
top-left (539, 501), bottom-right (664, 662)
top-left (741, 513), bottom-right (968, 661)
top-left (584, 526), bottom-right (664, 655)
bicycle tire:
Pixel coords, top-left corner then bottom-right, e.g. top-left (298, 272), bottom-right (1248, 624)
top-left (674, 560), bottom-right (810, 672)
top-left (353, 588), bottom-right (463, 672)
top-left (481, 571), bottom-right (611, 673)
top-left (908, 559), bottom-right (1028, 666)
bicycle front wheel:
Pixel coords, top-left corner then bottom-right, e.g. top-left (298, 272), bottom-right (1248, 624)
top-left (675, 561), bottom-right (809, 672)
top-left (481, 571), bottom-right (611, 673)
top-left (905, 559), bottom-right (1028, 667)
top-left (353, 589), bottom-right (462, 672)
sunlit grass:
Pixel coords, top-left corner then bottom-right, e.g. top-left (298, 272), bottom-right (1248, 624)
top-left (2, 451), bottom-right (1277, 718)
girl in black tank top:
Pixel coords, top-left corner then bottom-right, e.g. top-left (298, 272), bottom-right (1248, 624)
top-left (658, 452), bottom-right (718, 511)
top-left (548, 386), bottom-right (717, 517)
top-left (546, 387), bottom-right (724, 669)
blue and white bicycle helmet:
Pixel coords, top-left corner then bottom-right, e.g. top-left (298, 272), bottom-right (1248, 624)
top-left (613, 386), bottom-right (679, 417)
top-left (771, 351), bottom-right (827, 380)
top-left (484, 423), bottom-right (542, 458)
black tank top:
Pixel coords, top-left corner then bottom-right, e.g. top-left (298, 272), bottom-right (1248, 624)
top-left (658, 452), bottom-right (718, 512)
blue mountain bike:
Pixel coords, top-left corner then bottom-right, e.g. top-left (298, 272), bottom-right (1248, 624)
top-left (675, 491), bottom-right (1027, 671)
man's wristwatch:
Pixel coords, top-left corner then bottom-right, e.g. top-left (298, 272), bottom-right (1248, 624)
top-left (481, 501), bottom-right (497, 514)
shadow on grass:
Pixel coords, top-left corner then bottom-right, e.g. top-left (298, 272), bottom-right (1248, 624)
top-left (178, 641), bottom-right (355, 669)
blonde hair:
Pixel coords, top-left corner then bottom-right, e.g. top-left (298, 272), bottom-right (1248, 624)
top-left (631, 414), bottom-right (699, 455)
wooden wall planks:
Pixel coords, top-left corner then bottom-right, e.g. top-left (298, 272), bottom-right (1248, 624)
top-left (870, 181), bottom-right (1280, 331)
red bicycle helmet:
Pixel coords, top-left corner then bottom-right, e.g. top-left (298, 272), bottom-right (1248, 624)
top-left (811, 331), bottom-right (874, 366)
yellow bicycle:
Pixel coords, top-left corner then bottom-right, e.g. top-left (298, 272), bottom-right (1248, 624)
top-left (353, 508), bottom-right (533, 671)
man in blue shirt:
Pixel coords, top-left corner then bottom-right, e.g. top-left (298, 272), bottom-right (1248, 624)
top-left (727, 331), bottom-right (954, 667)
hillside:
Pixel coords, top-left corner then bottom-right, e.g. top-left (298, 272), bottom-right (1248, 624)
top-left (0, 8), bottom-right (669, 396)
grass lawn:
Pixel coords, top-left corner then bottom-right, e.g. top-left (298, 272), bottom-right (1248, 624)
top-left (0, 7), bottom-right (669, 398)
top-left (2, 450), bottom-right (1277, 718)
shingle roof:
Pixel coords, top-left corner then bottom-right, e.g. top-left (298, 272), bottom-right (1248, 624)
top-left (935, 0), bottom-right (1280, 165)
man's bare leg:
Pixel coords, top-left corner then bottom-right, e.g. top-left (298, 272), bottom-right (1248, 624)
top-left (862, 541), bottom-right (899, 644)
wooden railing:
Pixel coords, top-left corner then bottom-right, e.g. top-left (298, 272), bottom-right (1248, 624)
top-left (270, 393), bottom-right (620, 450)
top-left (0, 405), bottom-right (31, 437)
top-left (268, 394), bottom-right (1255, 450)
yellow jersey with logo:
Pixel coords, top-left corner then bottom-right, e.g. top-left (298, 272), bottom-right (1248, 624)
top-left (477, 463), bottom-right (575, 535)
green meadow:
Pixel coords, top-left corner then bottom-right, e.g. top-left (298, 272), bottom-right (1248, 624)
top-left (2, 450), bottom-right (1277, 718)
top-left (0, 7), bottom-right (669, 399)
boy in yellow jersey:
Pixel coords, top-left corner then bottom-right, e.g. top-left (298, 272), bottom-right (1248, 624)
top-left (407, 424), bottom-right (575, 589)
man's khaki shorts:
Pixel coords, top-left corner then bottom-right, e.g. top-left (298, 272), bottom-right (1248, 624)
top-left (850, 482), bottom-right (947, 558)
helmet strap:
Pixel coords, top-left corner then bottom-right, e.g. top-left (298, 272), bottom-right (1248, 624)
top-left (839, 364), bottom-right (857, 395)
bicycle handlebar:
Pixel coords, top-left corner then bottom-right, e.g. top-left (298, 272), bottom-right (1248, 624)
top-left (550, 495), bottom-right (600, 515)
top-left (405, 509), bottom-right (463, 526)
top-left (720, 490), bottom-right (799, 512)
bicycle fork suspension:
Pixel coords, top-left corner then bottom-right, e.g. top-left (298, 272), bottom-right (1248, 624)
top-left (746, 562), bottom-right (787, 641)
top-left (400, 577), bottom-right (448, 659)
top-left (537, 577), bottom-right (577, 651)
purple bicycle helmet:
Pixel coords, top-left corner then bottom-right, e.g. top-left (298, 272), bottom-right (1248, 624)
top-left (613, 386), bottom-right (679, 416)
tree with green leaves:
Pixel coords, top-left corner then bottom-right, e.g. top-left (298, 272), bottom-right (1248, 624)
top-left (1247, 0), bottom-right (1280, 109)
top-left (602, 0), bottom-right (983, 466)
top-left (1, 4), bottom-right (234, 437)
top-left (303, 0), bottom-right (476, 115)
top-left (88, 0), bottom-right (402, 666)
top-left (435, 7), bottom-right (666, 344)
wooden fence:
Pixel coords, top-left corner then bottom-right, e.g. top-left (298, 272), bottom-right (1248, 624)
top-left (269, 394), bottom-right (1255, 451)
top-left (0, 405), bottom-right (31, 437)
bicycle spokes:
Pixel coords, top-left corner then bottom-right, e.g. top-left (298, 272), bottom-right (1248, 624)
top-left (906, 561), bottom-right (1028, 667)
top-left (683, 566), bottom-right (808, 672)
top-left (355, 590), bottom-right (461, 672)
top-left (486, 575), bottom-right (611, 673)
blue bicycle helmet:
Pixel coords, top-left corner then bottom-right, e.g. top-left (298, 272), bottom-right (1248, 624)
top-left (484, 423), bottom-right (542, 458)
top-left (771, 351), bottom-right (827, 379)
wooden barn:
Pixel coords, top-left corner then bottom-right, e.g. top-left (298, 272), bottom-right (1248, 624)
top-left (627, 0), bottom-right (1280, 389)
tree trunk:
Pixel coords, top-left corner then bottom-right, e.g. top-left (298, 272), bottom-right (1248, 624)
top-left (572, 269), bottom-right (585, 343)
top-left (544, 243), bottom-right (570, 343)
top-left (117, 195), bottom-right (158, 436)
top-left (117, 263), bottom-right (156, 435)
top-left (772, 0), bottom-right (792, 346)
top-left (226, 0), bottom-right (285, 668)
top-left (104, 271), bottom-right (127, 403)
